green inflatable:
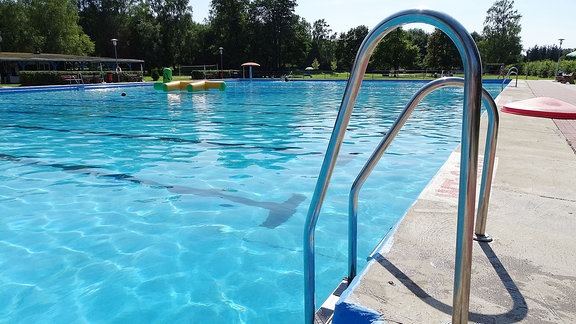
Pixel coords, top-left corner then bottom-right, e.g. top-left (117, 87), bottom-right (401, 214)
top-left (162, 68), bottom-right (173, 83)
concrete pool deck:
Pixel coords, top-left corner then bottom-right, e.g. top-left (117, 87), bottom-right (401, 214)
top-left (333, 80), bottom-right (576, 323)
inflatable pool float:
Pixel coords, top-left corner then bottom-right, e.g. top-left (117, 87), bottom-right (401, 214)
top-left (153, 80), bottom-right (226, 92)
top-left (502, 97), bottom-right (576, 119)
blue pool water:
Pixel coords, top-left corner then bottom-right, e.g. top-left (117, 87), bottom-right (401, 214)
top-left (0, 80), bottom-right (501, 323)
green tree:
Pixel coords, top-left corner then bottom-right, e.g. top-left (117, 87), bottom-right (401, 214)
top-left (127, 1), bottom-right (162, 67)
top-left (478, 0), bottom-right (522, 64)
top-left (371, 27), bottom-right (419, 74)
top-left (424, 29), bottom-right (460, 70)
top-left (471, 31), bottom-right (483, 43)
top-left (208, 0), bottom-right (250, 68)
top-left (311, 57), bottom-right (319, 69)
top-left (335, 25), bottom-right (369, 70)
top-left (78, 0), bottom-right (195, 67)
top-left (282, 15), bottom-right (311, 69)
top-left (405, 28), bottom-right (429, 67)
top-left (0, 1), bottom-right (33, 52)
top-left (77, 0), bottom-right (132, 58)
top-left (248, 0), bottom-right (299, 69)
top-left (0, 0), bottom-right (93, 54)
top-left (153, 0), bottom-right (194, 67)
top-left (525, 44), bottom-right (563, 62)
top-left (330, 60), bottom-right (337, 71)
top-left (309, 19), bottom-right (335, 69)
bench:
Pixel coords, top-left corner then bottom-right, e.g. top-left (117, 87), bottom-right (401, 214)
top-left (82, 74), bottom-right (104, 83)
top-left (555, 73), bottom-right (575, 84)
top-left (61, 74), bottom-right (81, 84)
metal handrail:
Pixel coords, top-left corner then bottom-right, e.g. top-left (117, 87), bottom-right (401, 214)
top-left (502, 66), bottom-right (518, 90)
top-left (474, 85), bottom-right (499, 242)
top-left (349, 77), bottom-right (499, 281)
top-left (303, 9), bottom-right (483, 324)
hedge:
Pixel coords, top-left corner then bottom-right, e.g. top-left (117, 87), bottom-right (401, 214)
top-left (19, 71), bottom-right (143, 86)
top-left (514, 60), bottom-right (576, 78)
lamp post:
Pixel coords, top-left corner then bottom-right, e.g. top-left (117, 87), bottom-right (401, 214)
top-left (0, 32), bottom-right (3, 52)
top-left (111, 38), bottom-right (119, 82)
top-left (219, 46), bottom-right (224, 78)
top-left (556, 38), bottom-right (564, 77)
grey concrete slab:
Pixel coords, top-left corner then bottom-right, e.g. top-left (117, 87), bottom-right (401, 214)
top-left (334, 80), bottom-right (576, 323)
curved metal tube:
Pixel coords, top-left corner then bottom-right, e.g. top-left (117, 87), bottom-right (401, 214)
top-left (349, 77), bottom-right (499, 279)
top-left (303, 9), bottom-right (482, 324)
top-left (474, 87), bottom-right (499, 242)
top-left (502, 66), bottom-right (518, 90)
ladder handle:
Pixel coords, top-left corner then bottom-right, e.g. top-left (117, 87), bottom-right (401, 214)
top-left (350, 78), bottom-right (499, 279)
top-left (304, 9), bottom-right (483, 324)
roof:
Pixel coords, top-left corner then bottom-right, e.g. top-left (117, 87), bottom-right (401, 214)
top-left (0, 52), bottom-right (144, 64)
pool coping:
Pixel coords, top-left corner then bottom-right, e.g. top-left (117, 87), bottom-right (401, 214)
top-left (0, 82), bottom-right (152, 94)
top-left (0, 78), bottom-right (509, 94)
top-left (330, 79), bottom-right (576, 323)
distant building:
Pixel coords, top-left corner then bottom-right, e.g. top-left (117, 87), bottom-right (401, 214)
top-left (0, 52), bottom-right (144, 84)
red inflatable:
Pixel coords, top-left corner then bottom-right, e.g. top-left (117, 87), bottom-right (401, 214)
top-left (502, 97), bottom-right (576, 119)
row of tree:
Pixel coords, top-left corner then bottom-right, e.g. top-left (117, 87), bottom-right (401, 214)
top-left (0, 0), bottom-right (573, 73)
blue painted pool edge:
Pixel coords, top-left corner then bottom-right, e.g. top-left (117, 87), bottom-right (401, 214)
top-left (0, 82), bottom-right (152, 94)
top-left (0, 79), bottom-right (510, 94)
top-left (331, 273), bottom-right (383, 323)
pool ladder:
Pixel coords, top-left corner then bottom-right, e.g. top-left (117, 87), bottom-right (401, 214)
top-left (303, 9), bottom-right (499, 324)
top-left (502, 66), bottom-right (519, 91)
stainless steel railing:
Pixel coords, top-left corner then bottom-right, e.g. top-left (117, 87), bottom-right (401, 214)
top-left (350, 77), bottom-right (499, 280)
top-left (502, 66), bottom-right (518, 90)
top-left (304, 9), bottom-right (484, 324)
top-left (474, 84), bottom-right (499, 243)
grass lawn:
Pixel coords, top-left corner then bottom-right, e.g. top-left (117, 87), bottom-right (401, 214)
top-left (143, 71), bottom-right (537, 82)
top-left (1, 72), bottom-right (542, 86)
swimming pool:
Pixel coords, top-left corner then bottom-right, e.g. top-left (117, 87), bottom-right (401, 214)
top-left (0, 80), bottom-right (501, 323)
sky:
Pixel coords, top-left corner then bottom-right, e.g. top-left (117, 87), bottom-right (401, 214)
top-left (187, 0), bottom-right (576, 51)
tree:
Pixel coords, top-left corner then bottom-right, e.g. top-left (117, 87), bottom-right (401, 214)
top-left (0, 0), bottom-right (93, 55)
top-left (471, 31), bottom-right (483, 43)
top-left (153, 0), bottom-right (195, 67)
top-left (77, 0), bottom-right (132, 58)
top-left (335, 25), bottom-right (369, 70)
top-left (127, 1), bottom-right (162, 67)
top-left (405, 28), bottom-right (429, 67)
top-left (371, 27), bottom-right (420, 73)
top-left (525, 44), bottom-right (562, 62)
top-left (309, 19), bottom-right (335, 69)
top-left (0, 1), bottom-right (34, 52)
top-left (282, 15), bottom-right (311, 69)
top-left (208, 0), bottom-right (250, 68)
top-left (311, 57), bottom-right (319, 69)
top-left (249, 0), bottom-right (308, 70)
top-left (478, 0), bottom-right (522, 64)
top-left (330, 60), bottom-right (337, 71)
top-left (424, 29), bottom-right (460, 70)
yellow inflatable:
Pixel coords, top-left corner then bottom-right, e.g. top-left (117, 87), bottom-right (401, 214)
top-left (153, 80), bottom-right (226, 92)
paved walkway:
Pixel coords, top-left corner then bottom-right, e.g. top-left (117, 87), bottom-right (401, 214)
top-left (525, 81), bottom-right (576, 153)
top-left (333, 80), bottom-right (576, 323)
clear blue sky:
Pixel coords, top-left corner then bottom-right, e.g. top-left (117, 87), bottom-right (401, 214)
top-left (188, 0), bottom-right (576, 51)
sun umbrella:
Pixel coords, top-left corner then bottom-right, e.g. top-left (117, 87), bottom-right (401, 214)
top-left (241, 62), bottom-right (260, 79)
top-left (241, 62), bottom-right (260, 67)
top-left (305, 66), bottom-right (314, 70)
top-left (567, 50), bottom-right (576, 58)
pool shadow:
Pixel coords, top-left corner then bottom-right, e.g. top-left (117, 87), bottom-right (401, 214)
top-left (168, 184), bottom-right (306, 228)
top-left (371, 241), bottom-right (528, 322)
top-left (0, 153), bottom-right (307, 229)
